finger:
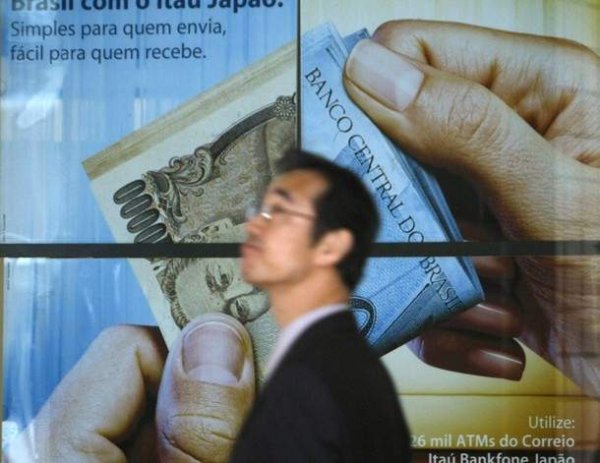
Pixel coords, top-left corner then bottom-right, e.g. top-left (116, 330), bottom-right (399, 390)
top-left (409, 327), bottom-right (525, 380)
top-left (5, 326), bottom-right (166, 462)
top-left (370, 20), bottom-right (600, 146)
top-left (456, 220), bottom-right (516, 279)
top-left (343, 39), bottom-right (599, 240)
top-left (471, 256), bottom-right (515, 280)
top-left (156, 313), bottom-right (255, 463)
top-left (439, 295), bottom-right (522, 338)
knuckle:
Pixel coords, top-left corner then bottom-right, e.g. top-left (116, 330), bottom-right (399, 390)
top-left (93, 325), bottom-right (156, 351)
top-left (372, 20), bottom-right (403, 42)
top-left (373, 20), bottom-right (428, 61)
top-left (548, 35), bottom-right (599, 64)
top-left (443, 83), bottom-right (507, 151)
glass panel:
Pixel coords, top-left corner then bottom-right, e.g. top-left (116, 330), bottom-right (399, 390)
top-left (299, 0), bottom-right (600, 458)
top-left (1, 2), bottom-right (297, 244)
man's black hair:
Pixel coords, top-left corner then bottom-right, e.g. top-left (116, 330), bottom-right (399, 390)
top-left (277, 148), bottom-right (380, 291)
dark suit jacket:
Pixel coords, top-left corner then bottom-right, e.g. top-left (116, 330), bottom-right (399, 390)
top-left (230, 310), bottom-right (411, 462)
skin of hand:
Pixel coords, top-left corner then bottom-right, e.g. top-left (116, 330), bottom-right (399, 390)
top-left (343, 20), bottom-right (600, 396)
top-left (3, 313), bottom-right (255, 463)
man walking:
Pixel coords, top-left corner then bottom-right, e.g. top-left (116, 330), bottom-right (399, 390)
top-left (230, 150), bottom-right (411, 462)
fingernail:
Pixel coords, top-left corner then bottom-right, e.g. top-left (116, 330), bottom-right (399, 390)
top-left (346, 39), bottom-right (424, 111)
top-left (443, 300), bottom-right (522, 337)
top-left (419, 329), bottom-right (525, 380)
top-left (470, 348), bottom-right (525, 381)
top-left (182, 320), bottom-right (246, 385)
top-left (475, 300), bottom-right (522, 337)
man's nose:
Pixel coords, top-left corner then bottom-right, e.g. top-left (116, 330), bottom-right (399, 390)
top-left (244, 213), bottom-right (265, 235)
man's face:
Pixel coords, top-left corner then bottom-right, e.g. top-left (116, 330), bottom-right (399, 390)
top-left (241, 169), bottom-right (328, 289)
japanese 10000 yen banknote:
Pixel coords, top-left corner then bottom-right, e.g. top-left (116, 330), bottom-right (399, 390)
top-left (302, 23), bottom-right (484, 355)
top-left (83, 42), bottom-right (297, 379)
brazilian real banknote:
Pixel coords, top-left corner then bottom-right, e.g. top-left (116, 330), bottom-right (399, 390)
top-left (302, 23), bottom-right (483, 355)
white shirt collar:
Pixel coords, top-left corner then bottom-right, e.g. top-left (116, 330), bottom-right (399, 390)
top-left (264, 303), bottom-right (347, 380)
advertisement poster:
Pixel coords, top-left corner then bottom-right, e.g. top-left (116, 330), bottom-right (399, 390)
top-left (2, 0), bottom-right (297, 459)
top-left (2, 0), bottom-right (600, 461)
top-left (300, 0), bottom-right (600, 461)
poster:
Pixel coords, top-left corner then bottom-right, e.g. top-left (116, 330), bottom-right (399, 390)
top-left (2, 0), bottom-right (600, 461)
top-left (299, 0), bottom-right (600, 460)
top-left (1, 0), bottom-right (297, 457)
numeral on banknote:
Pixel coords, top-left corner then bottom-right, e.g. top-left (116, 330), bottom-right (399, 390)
top-left (113, 180), bottom-right (171, 243)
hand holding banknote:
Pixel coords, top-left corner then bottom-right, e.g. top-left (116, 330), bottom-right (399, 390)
top-left (344, 21), bottom-right (600, 397)
top-left (4, 314), bottom-right (254, 462)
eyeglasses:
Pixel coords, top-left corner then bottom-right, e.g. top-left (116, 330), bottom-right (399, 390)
top-left (246, 204), bottom-right (316, 222)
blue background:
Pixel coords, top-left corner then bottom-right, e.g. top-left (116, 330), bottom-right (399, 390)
top-left (2, 1), bottom-right (297, 430)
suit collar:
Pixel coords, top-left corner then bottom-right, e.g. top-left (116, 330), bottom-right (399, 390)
top-left (262, 310), bottom-right (360, 386)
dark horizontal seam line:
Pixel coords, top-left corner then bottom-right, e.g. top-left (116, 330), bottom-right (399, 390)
top-left (1, 241), bottom-right (600, 258)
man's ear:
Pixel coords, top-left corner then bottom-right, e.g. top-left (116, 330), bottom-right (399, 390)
top-left (315, 229), bottom-right (354, 267)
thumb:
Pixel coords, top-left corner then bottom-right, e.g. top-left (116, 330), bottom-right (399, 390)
top-left (343, 39), bottom-right (588, 239)
top-left (156, 313), bottom-right (255, 463)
